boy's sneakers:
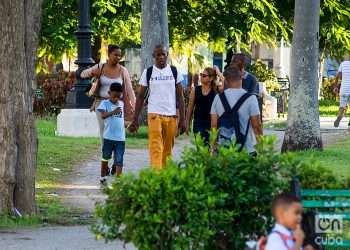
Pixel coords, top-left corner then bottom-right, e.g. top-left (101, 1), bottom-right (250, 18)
top-left (100, 176), bottom-right (107, 185)
top-left (334, 116), bottom-right (343, 127)
top-left (109, 166), bottom-right (116, 176)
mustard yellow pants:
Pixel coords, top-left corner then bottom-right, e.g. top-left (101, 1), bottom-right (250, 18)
top-left (148, 113), bottom-right (177, 170)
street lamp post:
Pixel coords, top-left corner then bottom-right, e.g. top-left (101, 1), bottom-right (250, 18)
top-left (66, 0), bottom-right (94, 108)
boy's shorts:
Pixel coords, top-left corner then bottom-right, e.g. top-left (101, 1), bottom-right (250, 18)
top-left (340, 94), bottom-right (350, 108)
top-left (102, 139), bottom-right (125, 167)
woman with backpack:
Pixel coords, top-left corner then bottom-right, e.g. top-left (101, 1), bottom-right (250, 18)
top-left (185, 67), bottom-right (218, 144)
top-left (80, 45), bottom-right (136, 141)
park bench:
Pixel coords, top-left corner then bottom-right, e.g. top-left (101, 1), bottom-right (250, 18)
top-left (291, 178), bottom-right (350, 249)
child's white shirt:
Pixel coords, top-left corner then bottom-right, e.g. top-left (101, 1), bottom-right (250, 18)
top-left (265, 223), bottom-right (301, 250)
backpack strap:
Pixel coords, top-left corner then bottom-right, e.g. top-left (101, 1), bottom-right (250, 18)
top-left (219, 92), bottom-right (251, 113)
top-left (146, 66), bottom-right (153, 86)
top-left (146, 65), bottom-right (177, 85)
top-left (219, 92), bottom-right (252, 152)
top-left (218, 92), bottom-right (232, 113)
top-left (271, 231), bottom-right (295, 250)
top-left (170, 66), bottom-right (179, 108)
top-left (232, 93), bottom-right (252, 112)
top-left (144, 65), bottom-right (178, 106)
top-left (233, 93), bottom-right (252, 151)
top-left (170, 65), bottom-right (178, 84)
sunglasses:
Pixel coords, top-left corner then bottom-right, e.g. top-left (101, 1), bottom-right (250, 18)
top-left (200, 73), bottom-right (209, 78)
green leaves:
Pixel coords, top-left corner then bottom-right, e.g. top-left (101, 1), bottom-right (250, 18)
top-left (94, 158), bottom-right (218, 249)
top-left (39, 0), bottom-right (141, 65)
top-left (39, 0), bottom-right (350, 72)
top-left (168, 0), bottom-right (290, 50)
top-left (92, 135), bottom-right (321, 249)
top-left (275, 0), bottom-right (350, 60)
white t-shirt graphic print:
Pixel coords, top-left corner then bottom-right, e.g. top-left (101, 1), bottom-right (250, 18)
top-left (139, 64), bottom-right (183, 116)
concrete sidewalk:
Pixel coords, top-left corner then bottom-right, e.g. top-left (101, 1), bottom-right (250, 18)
top-left (320, 116), bottom-right (350, 130)
top-left (267, 117), bottom-right (350, 130)
top-left (0, 225), bottom-right (135, 250)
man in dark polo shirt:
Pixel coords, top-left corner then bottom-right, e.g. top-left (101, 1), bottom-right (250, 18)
top-left (230, 53), bottom-right (259, 95)
top-left (229, 53), bottom-right (263, 122)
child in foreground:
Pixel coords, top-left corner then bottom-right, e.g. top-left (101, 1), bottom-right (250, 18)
top-left (262, 193), bottom-right (315, 250)
top-left (96, 83), bottom-right (126, 184)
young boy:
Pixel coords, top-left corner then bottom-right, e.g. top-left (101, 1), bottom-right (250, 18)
top-left (96, 83), bottom-right (125, 184)
top-left (265, 193), bottom-right (314, 250)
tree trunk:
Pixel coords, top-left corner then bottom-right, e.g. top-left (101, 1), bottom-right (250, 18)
top-left (281, 0), bottom-right (322, 152)
top-left (0, 0), bottom-right (42, 214)
top-left (141, 0), bottom-right (169, 70)
top-left (140, 0), bottom-right (169, 124)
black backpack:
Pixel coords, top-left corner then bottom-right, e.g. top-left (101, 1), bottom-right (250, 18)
top-left (217, 92), bottom-right (252, 151)
top-left (144, 65), bottom-right (178, 105)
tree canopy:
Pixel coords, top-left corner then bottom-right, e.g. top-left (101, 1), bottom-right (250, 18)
top-left (40, 0), bottom-right (289, 65)
top-left (39, 0), bottom-right (140, 65)
top-left (39, 0), bottom-right (350, 68)
top-left (169, 0), bottom-right (291, 51)
top-left (274, 0), bottom-right (350, 60)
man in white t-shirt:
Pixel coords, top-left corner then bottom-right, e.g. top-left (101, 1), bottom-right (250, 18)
top-left (129, 45), bottom-right (186, 169)
top-left (334, 59), bottom-right (350, 127)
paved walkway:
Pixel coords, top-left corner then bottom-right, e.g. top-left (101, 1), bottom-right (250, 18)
top-left (320, 117), bottom-right (350, 130)
top-left (55, 138), bottom-right (190, 213)
top-left (0, 225), bottom-right (135, 250)
top-left (269, 116), bottom-right (350, 130)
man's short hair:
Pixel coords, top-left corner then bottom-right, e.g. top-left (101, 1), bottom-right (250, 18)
top-left (271, 192), bottom-right (301, 216)
top-left (108, 44), bottom-right (121, 55)
top-left (109, 82), bottom-right (123, 92)
top-left (231, 53), bottom-right (251, 70)
top-left (223, 65), bottom-right (241, 82)
top-left (153, 44), bottom-right (168, 55)
top-left (231, 53), bottom-right (246, 63)
top-left (154, 44), bottom-right (167, 50)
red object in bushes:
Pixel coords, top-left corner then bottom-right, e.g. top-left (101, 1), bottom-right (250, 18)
top-left (33, 71), bottom-right (76, 116)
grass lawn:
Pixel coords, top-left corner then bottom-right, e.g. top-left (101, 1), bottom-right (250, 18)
top-left (264, 99), bottom-right (341, 129)
top-left (263, 120), bottom-right (287, 129)
top-left (264, 99), bottom-right (340, 121)
top-left (294, 136), bottom-right (350, 179)
top-left (319, 99), bottom-right (340, 117)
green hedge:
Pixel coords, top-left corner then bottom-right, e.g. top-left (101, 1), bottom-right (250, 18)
top-left (93, 135), bottom-right (337, 249)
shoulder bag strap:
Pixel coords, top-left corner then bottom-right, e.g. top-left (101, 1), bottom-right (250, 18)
top-left (95, 63), bottom-right (105, 92)
top-left (98, 63), bottom-right (105, 78)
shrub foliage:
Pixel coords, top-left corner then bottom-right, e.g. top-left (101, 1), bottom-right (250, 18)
top-left (93, 136), bottom-right (326, 249)
top-left (34, 72), bottom-right (75, 116)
